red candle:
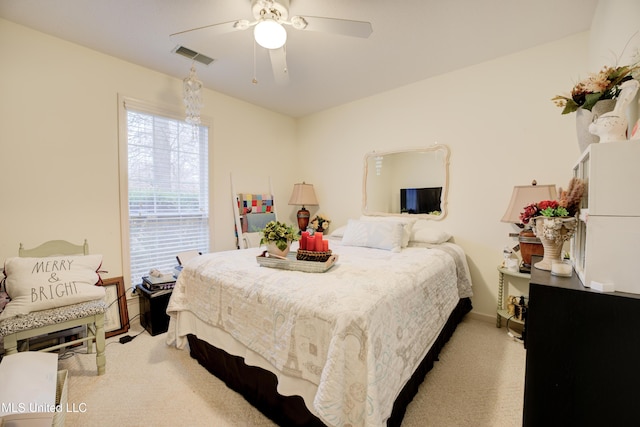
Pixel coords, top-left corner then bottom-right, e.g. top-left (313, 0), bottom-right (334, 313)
top-left (300, 231), bottom-right (309, 250)
top-left (307, 235), bottom-right (316, 252)
top-left (322, 240), bottom-right (329, 251)
top-left (315, 232), bottom-right (323, 251)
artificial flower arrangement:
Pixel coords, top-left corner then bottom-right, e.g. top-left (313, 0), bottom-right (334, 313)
top-left (519, 178), bottom-right (585, 225)
top-left (552, 63), bottom-right (639, 114)
top-left (309, 214), bottom-right (331, 232)
top-left (260, 220), bottom-right (299, 251)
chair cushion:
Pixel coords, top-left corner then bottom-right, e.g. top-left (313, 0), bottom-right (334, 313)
top-left (0, 255), bottom-right (106, 320)
top-left (0, 299), bottom-right (107, 336)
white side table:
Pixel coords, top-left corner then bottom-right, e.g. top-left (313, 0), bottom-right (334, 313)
top-left (496, 266), bottom-right (531, 328)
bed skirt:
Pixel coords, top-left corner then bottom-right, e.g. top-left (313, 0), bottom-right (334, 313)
top-left (187, 297), bottom-right (472, 427)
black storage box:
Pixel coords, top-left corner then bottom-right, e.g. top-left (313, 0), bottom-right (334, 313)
top-left (137, 284), bottom-right (173, 336)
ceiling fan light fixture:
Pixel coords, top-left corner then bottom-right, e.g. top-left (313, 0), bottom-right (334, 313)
top-left (254, 18), bottom-right (287, 49)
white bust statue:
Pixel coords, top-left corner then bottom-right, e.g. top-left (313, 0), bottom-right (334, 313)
top-left (589, 79), bottom-right (640, 143)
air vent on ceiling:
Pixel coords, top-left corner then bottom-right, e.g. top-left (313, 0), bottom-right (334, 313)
top-left (173, 45), bottom-right (214, 66)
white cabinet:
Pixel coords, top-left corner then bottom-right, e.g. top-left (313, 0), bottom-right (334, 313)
top-left (572, 142), bottom-right (640, 293)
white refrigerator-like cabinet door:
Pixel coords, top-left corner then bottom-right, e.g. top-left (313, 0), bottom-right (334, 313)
top-left (582, 216), bottom-right (640, 294)
top-left (587, 142), bottom-right (640, 217)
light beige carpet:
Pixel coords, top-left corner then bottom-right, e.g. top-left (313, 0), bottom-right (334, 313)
top-left (58, 317), bottom-right (525, 426)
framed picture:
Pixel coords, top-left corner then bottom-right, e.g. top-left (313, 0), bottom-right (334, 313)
top-left (98, 276), bottom-right (130, 338)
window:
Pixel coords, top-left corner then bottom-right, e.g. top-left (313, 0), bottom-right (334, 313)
top-left (120, 97), bottom-right (209, 287)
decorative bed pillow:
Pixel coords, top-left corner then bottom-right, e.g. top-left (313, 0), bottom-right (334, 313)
top-left (359, 215), bottom-right (415, 247)
top-left (329, 225), bottom-right (347, 238)
top-left (410, 227), bottom-right (452, 244)
top-left (0, 254), bottom-right (105, 320)
top-left (341, 219), bottom-right (404, 252)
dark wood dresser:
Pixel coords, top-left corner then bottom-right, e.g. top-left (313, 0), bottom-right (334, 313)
top-left (523, 257), bottom-right (640, 426)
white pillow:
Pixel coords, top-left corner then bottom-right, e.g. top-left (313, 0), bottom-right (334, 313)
top-left (329, 225), bottom-right (347, 238)
top-left (412, 219), bottom-right (432, 230)
top-left (342, 219), bottom-right (404, 252)
top-left (0, 254), bottom-right (106, 320)
top-left (359, 215), bottom-right (415, 247)
top-left (411, 227), bottom-right (452, 244)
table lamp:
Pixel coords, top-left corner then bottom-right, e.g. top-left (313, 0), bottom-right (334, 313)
top-left (288, 182), bottom-right (318, 232)
top-left (501, 180), bottom-right (557, 272)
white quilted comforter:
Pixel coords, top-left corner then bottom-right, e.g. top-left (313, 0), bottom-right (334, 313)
top-left (167, 241), bottom-right (472, 427)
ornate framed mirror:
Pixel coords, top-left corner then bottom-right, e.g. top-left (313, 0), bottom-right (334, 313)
top-left (362, 144), bottom-right (450, 220)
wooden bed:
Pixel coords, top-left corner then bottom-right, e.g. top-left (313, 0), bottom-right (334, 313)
top-left (167, 230), bottom-right (473, 427)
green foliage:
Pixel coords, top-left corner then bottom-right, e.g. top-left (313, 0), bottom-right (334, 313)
top-left (552, 63), bottom-right (639, 114)
top-left (260, 220), bottom-right (299, 250)
top-left (540, 206), bottom-right (569, 217)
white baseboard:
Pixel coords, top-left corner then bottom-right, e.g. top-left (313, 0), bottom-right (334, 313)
top-left (469, 311), bottom-right (524, 332)
top-left (467, 310), bottom-right (495, 324)
top-left (126, 295), bottom-right (141, 328)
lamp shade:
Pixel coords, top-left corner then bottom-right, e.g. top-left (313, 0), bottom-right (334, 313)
top-left (288, 183), bottom-right (318, 207)
top-left (501, 182), bottom-right (557, 223)
top-left (254, 19), bottom-right (287, 49)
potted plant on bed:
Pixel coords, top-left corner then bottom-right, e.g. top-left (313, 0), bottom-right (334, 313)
top-left (260, 220), bottom-right (299, 258)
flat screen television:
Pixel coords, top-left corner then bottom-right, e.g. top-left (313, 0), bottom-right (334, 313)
top-left (400, 187), bottom-right (442, 214)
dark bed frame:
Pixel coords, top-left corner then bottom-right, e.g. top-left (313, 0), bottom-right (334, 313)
top-left (187, 297), bottom-right (472, 427)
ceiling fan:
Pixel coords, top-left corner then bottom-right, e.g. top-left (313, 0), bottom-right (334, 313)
top-left (170, 0), bottom-right (373, 85)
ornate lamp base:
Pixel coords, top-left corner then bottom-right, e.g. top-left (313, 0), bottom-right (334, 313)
top-left (296, 207), bottom-right (310, 232)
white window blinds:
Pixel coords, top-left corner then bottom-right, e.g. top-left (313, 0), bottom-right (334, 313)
top-left (125, 106), bottom-right (209, 286)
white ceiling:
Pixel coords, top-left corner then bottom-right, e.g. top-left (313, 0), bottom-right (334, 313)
top-left (0, 0), bottom-right (598, 118)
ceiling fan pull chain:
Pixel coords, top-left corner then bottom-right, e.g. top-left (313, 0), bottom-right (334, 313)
top-left (252, 39), bottom-right (258, 85)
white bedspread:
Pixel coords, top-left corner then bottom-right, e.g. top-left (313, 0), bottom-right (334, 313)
top-left (167, 241), bottom-right (472, 427)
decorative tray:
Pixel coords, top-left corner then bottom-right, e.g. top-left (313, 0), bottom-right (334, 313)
top-left (256, 251), bottom-right (338, 273)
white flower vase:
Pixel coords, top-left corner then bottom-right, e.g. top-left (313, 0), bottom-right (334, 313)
top-left (266, 241), bottom-right (291, 258)
top-left (575, 99), bottom-right (616, 153)
top-left (533, 217), bottom-right (577, 271)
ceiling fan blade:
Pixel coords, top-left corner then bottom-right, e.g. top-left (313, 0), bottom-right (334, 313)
top-left (170, 20), bottom-right (249, 39)
top-left (268, 47), bottom-right (290, 86)
top-left (293, 16), bottom-right (372, 38)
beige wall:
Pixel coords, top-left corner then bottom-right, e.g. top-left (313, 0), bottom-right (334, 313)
top-left (296, 33), bottom-right (590, 319)
top-left (0, 18), bottom-right (597, 321)
top-left (0, 19), bottom-right (298, 289)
